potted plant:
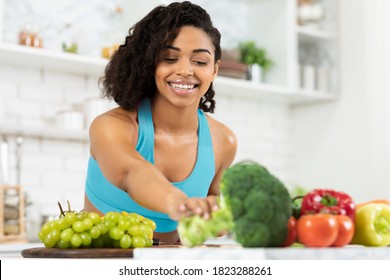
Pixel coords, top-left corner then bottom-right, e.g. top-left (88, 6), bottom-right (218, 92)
top-left (238, 41), bottom-right (274, 82)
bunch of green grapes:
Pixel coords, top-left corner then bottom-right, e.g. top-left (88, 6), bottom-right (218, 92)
top-left (38, 207), bottom-right (156, 249)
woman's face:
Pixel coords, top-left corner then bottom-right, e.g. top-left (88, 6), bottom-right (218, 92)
top-left (155, 26), bottom-right (219, 108)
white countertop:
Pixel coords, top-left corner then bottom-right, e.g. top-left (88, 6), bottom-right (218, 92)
top-left (0, 242), bottom-right (43, 258)
top-left (134, 244), bottom-right (390, 260)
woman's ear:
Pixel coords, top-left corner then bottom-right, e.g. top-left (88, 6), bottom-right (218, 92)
top-left (213, 60), bottom-right (220, 80)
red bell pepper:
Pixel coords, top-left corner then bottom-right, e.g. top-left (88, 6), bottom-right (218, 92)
top-left (300, 188), bottom-right (356, 221)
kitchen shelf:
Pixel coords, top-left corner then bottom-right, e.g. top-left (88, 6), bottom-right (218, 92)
top-left (215, 76), bottom-right (336, 105)
top-left (0, 43), bottom-right (337, 106)
top-left (0, 43), bottom-right (107, 76)
top-left (297, 26), bottom-right (337, 41)
top-left (0, 123), bottom-right (89, 142)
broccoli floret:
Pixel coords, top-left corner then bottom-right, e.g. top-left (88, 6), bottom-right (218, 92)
top-left (221, 161), bottom-right (291, 247)
top-left (177, 161), bottom-right (291, 247)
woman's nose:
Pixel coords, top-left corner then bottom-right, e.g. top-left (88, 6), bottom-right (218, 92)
top-left (176, 60), bottom-right (193, 76)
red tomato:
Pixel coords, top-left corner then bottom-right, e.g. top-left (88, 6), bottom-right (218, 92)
top-left (332, 215), bottom-right (355, 247)
top-left (297, 213), bottom-right (339, 247)
top-left (282, 216), bottom-right (297, 247)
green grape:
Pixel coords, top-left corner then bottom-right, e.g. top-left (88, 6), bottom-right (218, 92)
top-left (89, 226), bottom-right (101, 239)
top-left (142, 218), bottom-right (157, 231)
top-left (112, 239), bottom-right (121, 248)
top-left (120, 234), bottom-right (132, 249)
top-left (140, 224), bottom-right (153, 239)
top-left (92, 237), bottom-right (104, 248)
top-left (49, 220), bottom-right (59, 231)
top-left (145, 237), bottom-right (153, 247)
top-left (60, 228), bottom-right (74, 242)
top-left (88, 212), bottom-right (101, 225)
top-left (43, 229), bottom-right (61, 248)
top-left (127, 213), bottom-right (141, 225)
top-left (104, 220), bottom-right (116, 230)
top-left (101, 233), bottom-right (113, 247)
top-left (105, 212), bottom-right (120, 224)
top-left (82, 218), bottom-right (93, 230)
top-left (72, 221), bottom-right (85, 233)
top-left (96, 222), bottom-right (108, 234)
top-left (76, 211), bottom-right (88, 221)
top-left (57, 239), bottom-right (70, 249)
top-left (70, 233), bottom-right (82, 247)
top-left (131, 236), bottom-right (146, 248)
top-left (109, 227), bottom-right (124, 240)
top-left (65, 212), bottom-right (77, 225)
top-left (128, 224), bottom-right (143, 237)
top-left (38, 231), bottom-right (46, 242)
top-left (118, 217), bottom-right (131, 231)
top-left (43, 235), bottom-right (57, 248)
top-left (40, 222), bottom-right (54, 236)
top-left (80, 232), bottom-right (92, 247)
top-left (49, 229), bottom-right (61, 242)
top-left (57, 217), bottom-right (70, 230)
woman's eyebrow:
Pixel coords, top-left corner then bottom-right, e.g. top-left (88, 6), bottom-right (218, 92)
top-left (164, 45), bottom-right (211, 55)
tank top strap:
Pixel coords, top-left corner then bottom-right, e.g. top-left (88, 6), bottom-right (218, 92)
top-left (136, 98), bottom-right (155, 162)
top-left (197, 109), bottom-right (213, 149)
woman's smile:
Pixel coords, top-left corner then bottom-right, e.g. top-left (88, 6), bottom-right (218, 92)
top-left (168, 81), bottom-right (199, 96)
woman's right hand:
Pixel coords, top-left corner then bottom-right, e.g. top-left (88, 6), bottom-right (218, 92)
top-left (167, 194), bottom-right (219, 221)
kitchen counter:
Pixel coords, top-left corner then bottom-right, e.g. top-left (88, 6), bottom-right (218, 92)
top-left (134, 237), bottom-right (390, 260)
top-left (0, 242), bottom-right (43, 258)
top-left (134, 244), bottom-right (390, 260)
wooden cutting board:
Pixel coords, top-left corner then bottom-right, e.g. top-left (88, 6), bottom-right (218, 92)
top-left (21, 244), bottom-right (232, 258)
top-left (21, 244), bottom-right (210, 258)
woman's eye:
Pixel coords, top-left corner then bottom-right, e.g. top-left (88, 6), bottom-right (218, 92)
top-left (164, 58), bottom-right (177, 63)
top-left (194, 60), bottom-right (207, 66)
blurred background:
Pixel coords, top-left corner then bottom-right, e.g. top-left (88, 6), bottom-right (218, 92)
top-left (0, 0), bottom-right (389, 242)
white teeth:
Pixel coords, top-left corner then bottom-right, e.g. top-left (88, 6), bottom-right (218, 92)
top-left (170, 83), bottom-right (195, 90)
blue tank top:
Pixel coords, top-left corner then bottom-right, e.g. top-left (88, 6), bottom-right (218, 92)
top-left (85, 98), bottom-right (215, 232)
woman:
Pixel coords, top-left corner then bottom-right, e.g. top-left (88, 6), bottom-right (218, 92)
top-left (84, 1), bottom-right (237, 243)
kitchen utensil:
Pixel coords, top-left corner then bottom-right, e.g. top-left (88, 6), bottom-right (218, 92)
top-left (16, 136), bottom-right (23, 186)
top-left (0, 137), bottom-right (9, 185)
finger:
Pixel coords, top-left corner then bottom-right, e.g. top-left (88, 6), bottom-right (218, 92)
top-left (206, 195), bottom-right (219, 211)
top-left (195, 198), bottom-right (211, 220)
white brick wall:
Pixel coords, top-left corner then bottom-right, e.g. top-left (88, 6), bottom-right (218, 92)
top-left (214, 96), bottom-right (292, 184)
top-left (0, 64), bottom-right (293, 238)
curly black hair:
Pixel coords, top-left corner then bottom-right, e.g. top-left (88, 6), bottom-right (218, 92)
top-left (99, 1), bottom-right (221, 113)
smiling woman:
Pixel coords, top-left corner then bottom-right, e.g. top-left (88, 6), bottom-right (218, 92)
top-left (83, 1), bottom-right (237, 243)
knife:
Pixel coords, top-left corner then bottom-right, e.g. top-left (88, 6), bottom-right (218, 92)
top-left (152, 237), bottom-right (182, 246)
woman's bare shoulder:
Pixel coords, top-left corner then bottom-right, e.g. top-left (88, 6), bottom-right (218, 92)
top-left (89, 107), bottom-right (138, 145)
top-left (206, 114), bottom-right (238, 163)
top-left (91, 107), bottom-right (136, 130)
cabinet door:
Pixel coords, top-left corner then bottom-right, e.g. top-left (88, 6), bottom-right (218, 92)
top-left (296, 0), bottom-right (339, 97)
